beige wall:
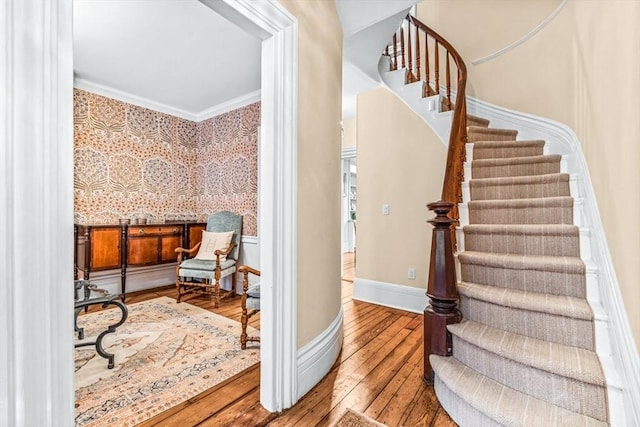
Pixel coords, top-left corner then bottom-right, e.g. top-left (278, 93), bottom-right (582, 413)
top-left (357, 87), bottom-right (446, 288)
top-left (342, 117), bottom-right (356, 149)
top-left (277, 0), bottom-right (343, 348)
top-left (418, 0), bottom-right (640, 348)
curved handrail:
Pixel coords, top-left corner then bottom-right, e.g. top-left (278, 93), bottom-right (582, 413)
top-left (406, 15), bottom-right (468, 208)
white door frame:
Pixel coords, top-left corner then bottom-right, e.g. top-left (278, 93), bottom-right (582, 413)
top-left (1, 1), bottom-right (297, 424)
top-left (341, 147), bottom-right (356, 258)
top-left (199, 0), bottom-right (299, 411)
top-left (2, 1), bottom-right (75, 425)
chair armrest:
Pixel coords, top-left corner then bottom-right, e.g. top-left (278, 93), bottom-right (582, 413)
top-left (214, 242), bottom-right (237, 266)
top-left (238, 265), bottom-right (261, 292)
top-left (175, 242), bottom-right (201, 263)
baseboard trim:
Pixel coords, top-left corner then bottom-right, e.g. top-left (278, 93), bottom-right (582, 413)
top-left (296, 307), bottom-right (344, 400)
top-left (353, 278), bottom-right (427, 314)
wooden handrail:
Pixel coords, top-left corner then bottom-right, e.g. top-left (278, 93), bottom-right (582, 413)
top-left (386, 14), bottom-right (467, 383)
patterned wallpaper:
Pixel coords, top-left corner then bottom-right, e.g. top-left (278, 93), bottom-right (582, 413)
top-left (73, 89), bottom-right (259, 236)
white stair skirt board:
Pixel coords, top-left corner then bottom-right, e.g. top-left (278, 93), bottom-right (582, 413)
top-left (296, 307), bottom-right (344, 400)
top-left (353, 278), bottom-right (428, 314)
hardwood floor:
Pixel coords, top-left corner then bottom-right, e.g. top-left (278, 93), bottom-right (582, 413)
top-left (124, 253), bottom-right (455, 426)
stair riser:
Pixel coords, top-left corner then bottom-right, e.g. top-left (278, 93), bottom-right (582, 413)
top-left (459, 262), bottom-right (586, 298)
top-left (467, 204), bottom-right (573, 225)
top-left (467, 116), bottom-right (490, 128)
top-left (473, 146), bottom-right (544, 160)
top-left (457, 227), bottom-right (591, 259)
top-left (463, 231), bottom-right (580, 257)
top-left (467, 129), bottom-right (518, 143)
top-left (433, 376), bottom-right (503, 427)
top-left (460, 295), bottom-right (595, 350)
top-left (472, 161), bottom-right (561, 179)
top-left (467, 180), bottom-right (571, 200)
top-left (451, 337), bottom-right (608, 421)
top-left (460, 199), bottom-right (583, 227)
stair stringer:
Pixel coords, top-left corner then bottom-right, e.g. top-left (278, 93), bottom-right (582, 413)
top-left (378, 55), bottom-right (453, 145)
top-left (459, 98), bottom-right (640, 426)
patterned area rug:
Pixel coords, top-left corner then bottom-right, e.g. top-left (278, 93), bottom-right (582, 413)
top-left (332, 409), bottom-right (388, 427)
top-left (74, 296), bottom-right (259, 427)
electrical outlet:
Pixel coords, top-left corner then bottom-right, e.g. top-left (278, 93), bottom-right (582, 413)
top-left (382, 204), bottom-right (390, 215)
top-left (408, 267), bottom-right (416, 280)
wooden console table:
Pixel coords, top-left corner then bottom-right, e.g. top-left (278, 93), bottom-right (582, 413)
top-left (74, 222), bottom-right (206, 300)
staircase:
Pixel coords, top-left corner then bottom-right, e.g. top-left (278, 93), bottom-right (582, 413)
top-left (431, 124), bottom-right (609, 426)
top-left (375, 13), bottom-right (639, 427)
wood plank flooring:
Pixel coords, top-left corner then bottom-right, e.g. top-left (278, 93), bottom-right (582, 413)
top-left (119, 253), bottom-right (455, 426)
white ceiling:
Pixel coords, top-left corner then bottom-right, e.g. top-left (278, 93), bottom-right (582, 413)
top-left (73, 0), bottom-right (262, 121)
top-left (73, 0), bottom-right (415, 121)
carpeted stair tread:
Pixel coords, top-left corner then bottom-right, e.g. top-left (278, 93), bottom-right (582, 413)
top-left (449, 322), bottom-right (608, 421)
top-left (468, 126), bottom-right (518, 142)
top-left (458, 251), bottom-right (586, 298)
top-left (457, 281), bottom-right (593, 320)
top-left (448, 320), bottom-right (605, 386)
top-left (469, 173), bottom-right (571, 200)
top-left (458, 284), bottom-right (595, 350)
top-left (459, 251), bottom-right (585, 275)
top-left (433, 375), bottom-right (503, 427)
top-left (467, 114), bottom-right (490, 128)
top-left (472, 140), bottom-right (545, 160)
top-left (467, 196), bottom-right (574, 225)
top-left (463, 224), bottom-right (580, 257)
top-left (431, 355), bottom-right (608, 427)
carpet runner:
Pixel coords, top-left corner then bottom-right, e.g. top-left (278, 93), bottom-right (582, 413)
top-left (431, 123), bottom-right (609, 426)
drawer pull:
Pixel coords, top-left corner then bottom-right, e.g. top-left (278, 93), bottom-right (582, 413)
top-left (173, 228), bottom-right (179, 233)
top-left (138, 229), bottom-right (145, 235)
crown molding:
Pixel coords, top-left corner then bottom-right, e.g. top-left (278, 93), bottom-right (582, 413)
top-left (195, 89), bottom-right (261, 121)
top-left (74, 77), bottom-right (260, 122)
top-left (74, 77), bottom-right (198, 121)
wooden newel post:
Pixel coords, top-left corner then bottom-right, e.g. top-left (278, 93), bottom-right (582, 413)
top-left (424, 200), bottom-right (461, 384)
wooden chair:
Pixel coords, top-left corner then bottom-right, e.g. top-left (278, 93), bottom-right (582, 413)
top-left (175, 211), bottom-right (242, 307)
top-left (238, 265), bottom-right (260, 349)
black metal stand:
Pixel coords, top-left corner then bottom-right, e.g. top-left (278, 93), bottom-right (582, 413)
top-left (74, 281), bottom-right (128, 369)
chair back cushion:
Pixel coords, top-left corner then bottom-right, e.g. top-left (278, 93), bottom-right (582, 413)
top-left (194, 230), bottom-right (234, 261)
top-left (206, 211), bottom-right (242, 261)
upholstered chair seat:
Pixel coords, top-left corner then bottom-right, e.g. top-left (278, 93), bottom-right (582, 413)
top-left (245, 283), bottom-right (260, 310)
top-left (175, 211), bottom-right (242, 307)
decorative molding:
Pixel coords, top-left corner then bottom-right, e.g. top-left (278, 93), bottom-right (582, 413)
top-left (74, 77), bottom-right (260, 123)
top-left (1, 0), bottom-right (75, 425)
top-left (74, 77), bottom-right (197, 121)
top-left (471, 0), bottom-right (568, 65)
top-left (200, 0), bottom-right (299, 412)
top-left (195, 90), bottom-right (261, 121)
top-left (466, 96), bottom-right (640, 426)
top-left (353, 278), bottom-right (427, 314)
top-left (296, 307), bottom-right (344, 400)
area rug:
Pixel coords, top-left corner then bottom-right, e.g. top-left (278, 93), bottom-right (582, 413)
top-left (74, 296), bottom-right (260, 427)
top-left (332, 409), bottom-right (388, 427)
